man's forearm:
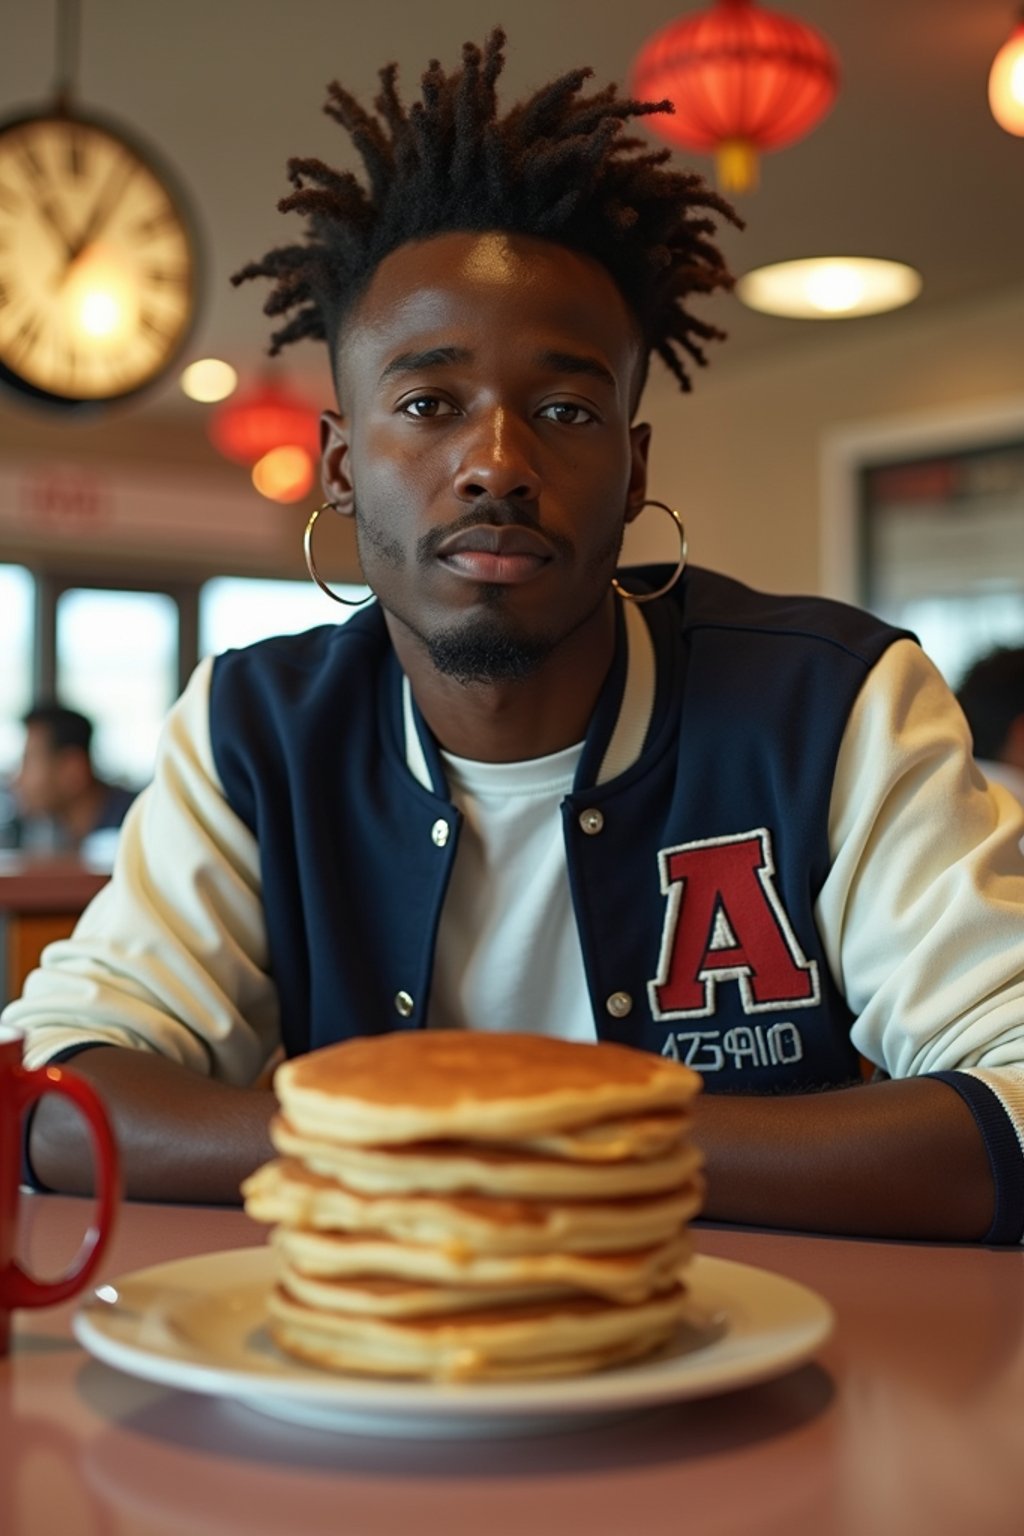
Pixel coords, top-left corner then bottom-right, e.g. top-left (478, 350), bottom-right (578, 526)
top-left (29, 1046), bottom-right (276, 1204)
top-left (31, 1049), bottom-right (998, 1237)
top-left (696, 1075), bottom-right (995, 1241)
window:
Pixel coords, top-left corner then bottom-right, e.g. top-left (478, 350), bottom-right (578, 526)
top-left (860, 442), bottom-right (1024, 688)
top-left (0, 564), bottom-right (35, 774)
top-left (199, 576), bottom-right (365, 656)
top-left (822, 399), bottom-right (1024, 689)
top-left (55, 588), bottom-right (180, 788)
top-left (5, 569), bottom-right (368, 794)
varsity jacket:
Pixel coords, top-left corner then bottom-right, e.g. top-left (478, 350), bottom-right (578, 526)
top-left (8, 566), bottom-right (1024, 1239)
top-left (212, 566), bottom-right (899, 1081)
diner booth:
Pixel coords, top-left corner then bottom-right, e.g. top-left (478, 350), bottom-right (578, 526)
top-left (3, 2), bottom-right (1024, 1532)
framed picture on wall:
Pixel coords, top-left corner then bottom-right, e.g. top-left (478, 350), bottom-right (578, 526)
top-left (820, 396), bottom-right (1024, 688)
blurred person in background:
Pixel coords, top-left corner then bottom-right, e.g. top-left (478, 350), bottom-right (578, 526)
top-left (957, 647), bottom-right (1024, 806)
top-left (0, 703), bottom-right (137, 857)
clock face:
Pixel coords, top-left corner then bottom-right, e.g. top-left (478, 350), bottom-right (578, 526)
top-left (0, 110), bottom-right (200, 408)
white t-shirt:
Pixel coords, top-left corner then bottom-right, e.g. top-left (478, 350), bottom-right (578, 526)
top-left (427, 740), bottom-right (593, 1041)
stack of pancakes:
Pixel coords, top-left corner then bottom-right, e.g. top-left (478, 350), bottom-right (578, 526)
top-left (242, 1031), bottom-right (703, 1382)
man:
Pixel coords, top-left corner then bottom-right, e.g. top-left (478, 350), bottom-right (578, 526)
top-left (3, 704), bottom-right (136, 854)
top-left (6, 33), bottom-right (1024, 1240)
top-left (957, 646), bottom-right (1024, 806)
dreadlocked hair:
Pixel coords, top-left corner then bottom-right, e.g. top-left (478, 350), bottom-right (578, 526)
top-left (232, 28), bottom-right (743, 393)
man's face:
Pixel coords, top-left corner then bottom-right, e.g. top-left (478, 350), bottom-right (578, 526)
top-left (322, 231), bottom-right (650, 684)
top-left (14, 725), bottom-right (67, 817)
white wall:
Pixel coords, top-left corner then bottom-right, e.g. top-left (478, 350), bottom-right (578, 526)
top-left (622, 279), bottom-right (1024, 597)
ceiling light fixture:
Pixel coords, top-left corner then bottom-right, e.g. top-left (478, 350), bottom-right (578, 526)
top-left (989, 8), bottom-right (1024, 136)
top-left (631, 0), bottom-right (840, 194)
top-left (736, 257), bottom-right (922, 319)
top-left (180, 358), bottom-right (238, 403)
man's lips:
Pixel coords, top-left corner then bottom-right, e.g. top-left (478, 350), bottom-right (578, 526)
top-left (434, 524), bottom-right (554, 584)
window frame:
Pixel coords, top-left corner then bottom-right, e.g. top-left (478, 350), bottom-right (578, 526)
top-left (30, 567), bottom-right (199, 701)
top-left (820, 395), bottom-right (1024, 607)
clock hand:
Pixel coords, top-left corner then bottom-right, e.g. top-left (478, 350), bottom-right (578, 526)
top-left (70, 155), bottom-right (137, 259)
top-left (32, 192), bottom-right (78, 258)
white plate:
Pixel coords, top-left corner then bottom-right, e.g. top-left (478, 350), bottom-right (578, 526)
top-left (73, 1246), bottom-right (833, 1439)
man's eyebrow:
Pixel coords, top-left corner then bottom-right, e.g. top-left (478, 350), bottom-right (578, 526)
top-left (376, 345), bottom-right (618, 391)
top-left (378, 346), bottom-right (472, 383)
top-left (537, 350), bottom-right (617, 389)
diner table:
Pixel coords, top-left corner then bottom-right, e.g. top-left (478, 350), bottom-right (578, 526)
top-left (3, 1193), bottom-right (1023, 1536)
top-left (0, 852), bottom-right (108, 1007)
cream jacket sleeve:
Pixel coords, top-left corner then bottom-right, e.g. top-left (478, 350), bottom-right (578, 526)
top-left (2, 659), bottom-right (279, 1084)
top-left (817, 638), bottom-right (1024, 1156)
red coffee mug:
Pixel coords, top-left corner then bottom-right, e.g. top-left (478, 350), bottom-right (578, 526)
top-left (0, 1024), bottom-right (120, 1354)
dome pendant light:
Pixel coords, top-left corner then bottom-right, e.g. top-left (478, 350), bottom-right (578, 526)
top-left (631, 0), bottom-right (840, 193)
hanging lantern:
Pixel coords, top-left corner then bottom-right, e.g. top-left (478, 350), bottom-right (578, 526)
top-left (631, 0), bottom-right (840, 193)
top-left (208, 376), bottom-right (321, 466)
top-left (988, 9), bottom-right (1024, 136)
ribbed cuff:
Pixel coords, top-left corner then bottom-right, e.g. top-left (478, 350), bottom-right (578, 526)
top-left (930, 1070), bottom-right (1024, 1244)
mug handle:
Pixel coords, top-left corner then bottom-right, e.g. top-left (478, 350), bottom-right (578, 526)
top-left (4, 1064), bottom-right (121, 1308)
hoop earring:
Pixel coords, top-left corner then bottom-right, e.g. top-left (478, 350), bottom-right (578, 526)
top-left (303, 503), bottom-right (374, 607)
top-left (611, 500), bottom-right (687, 604)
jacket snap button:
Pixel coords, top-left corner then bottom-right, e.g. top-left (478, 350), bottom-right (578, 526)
top-left (394, 991), bottom-right (415, 1017)
top-left (431, 819), bottom-right (450, 847)
top-left (579, 808), bottom-right (604, 835)
top-left (606, 991), bottom-right (633, 1018)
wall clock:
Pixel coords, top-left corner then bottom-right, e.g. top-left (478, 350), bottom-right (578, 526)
top-left (0, 108), bottom-right (201, 411)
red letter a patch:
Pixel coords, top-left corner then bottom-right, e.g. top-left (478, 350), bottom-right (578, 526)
top-left (648, 829), bottom-right (821, 1020)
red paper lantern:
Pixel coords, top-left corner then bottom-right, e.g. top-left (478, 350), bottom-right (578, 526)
top-left (631, 0), bottom-right (840, 193)
top-left (208, 378), bottom-right (321, 466)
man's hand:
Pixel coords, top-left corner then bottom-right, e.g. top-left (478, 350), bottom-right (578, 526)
top-left (29, 1046), bottom-right (276, 1205)
top-left (695, 1076), bottom-right (995, 1241)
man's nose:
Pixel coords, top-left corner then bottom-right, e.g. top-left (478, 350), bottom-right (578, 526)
top-left (453, 409), bottom-right (541, 503)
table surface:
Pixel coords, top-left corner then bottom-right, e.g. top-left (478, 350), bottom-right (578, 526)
top-left (4, 1194), bottom-right (1023, 1536)
top-left (0, 852), bottom-right (108, 910)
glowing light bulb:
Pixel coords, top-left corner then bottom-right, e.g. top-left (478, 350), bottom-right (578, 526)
top-left (251, 446), bottom-right (315, 503)
top-left (78, 288), bottom-right (123, 337)
top-left (989, 21), bottom-right (1024, 135)
top-left (62, 244), bottom-right (138, 346)
top-left (181, 358), bottom-right (238, 402)
top-left (804, 262), bottom-right (866, 314)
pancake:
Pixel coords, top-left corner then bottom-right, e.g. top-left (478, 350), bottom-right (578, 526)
top-left (273, 1032), bottom-right (700, 1146)
top-left (271, 1225), bottom-right (693, 1302)
top-left (275, 1109), bottom-right (695, 1166)
top-left (244, 1032), bottom-right (705, 1381)
top-left (268, 1309), bottom-right (677, 1381)
top-left (269, 1114), bottom-right (701, 1199)
top-left (523, 1112), bottom-right (690, 1163)
top-left (266, 1279), bottom-right (690, 1381)
top-left (243, 1158), bottom-right (704, 1254)
top-left (277, 1264), bottom-right (576, 1317)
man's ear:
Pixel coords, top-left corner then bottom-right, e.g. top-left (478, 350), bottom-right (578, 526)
top-left (320, 410), bottom-right (354, 516)
top-left (625, 421), bottom-right (652, 524)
